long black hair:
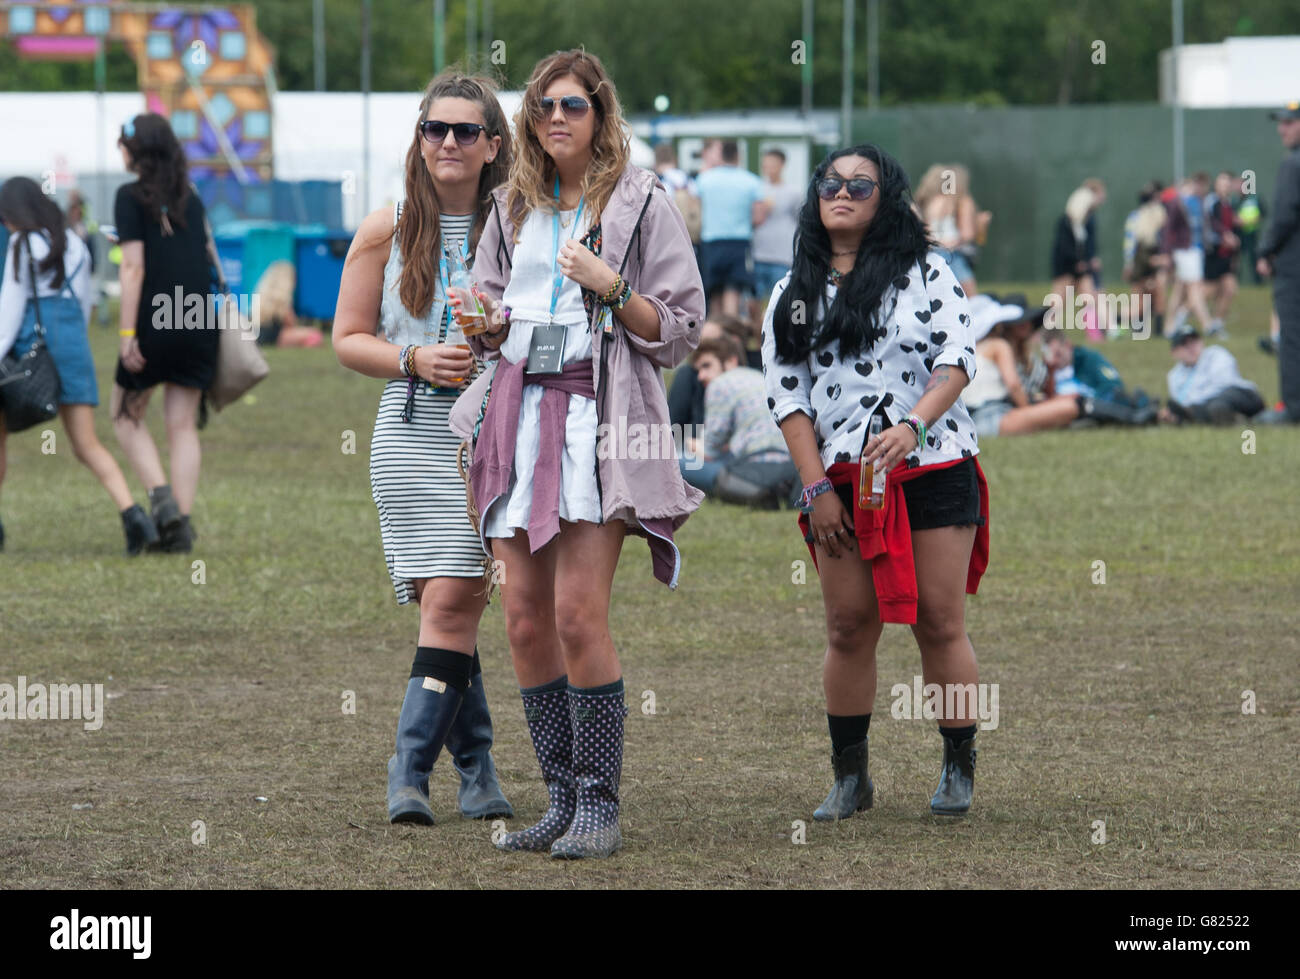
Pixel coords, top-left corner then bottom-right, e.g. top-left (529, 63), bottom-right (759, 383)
top-left (0, 176), bottom-right (69, 288)
top-left (119, 113), bottom-right (191, 232)
top-left (771, 143), bottom-right (930, 363)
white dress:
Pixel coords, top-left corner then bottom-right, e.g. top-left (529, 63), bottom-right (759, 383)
top-left (481, 205), bottom-right (604, 540)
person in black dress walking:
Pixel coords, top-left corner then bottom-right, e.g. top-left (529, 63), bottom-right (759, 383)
top-left (111, 114), bottom-right (218, 552)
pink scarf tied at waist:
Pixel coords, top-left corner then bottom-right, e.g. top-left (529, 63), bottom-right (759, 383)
top-left (468, 356), bottom-right (596, 553)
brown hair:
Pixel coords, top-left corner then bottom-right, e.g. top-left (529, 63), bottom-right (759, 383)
top-left (119, 113), bottom-right (191, 232)
top-left (692, 334), bottom-right (743, 367)
top-left (397, 71), bottom-right (512, 318)
top-left (507, 49), bottom-right (630, 236)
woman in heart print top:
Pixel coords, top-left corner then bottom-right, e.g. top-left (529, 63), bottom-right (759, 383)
top-left (761, 257), bottom-right (980, 468)
top-left (760, 143), bottom-right (988, 821)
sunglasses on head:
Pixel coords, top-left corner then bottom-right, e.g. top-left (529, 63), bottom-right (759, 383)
top-left (420, 120), bottom-right (488, 146)
top-left (532, 95), bottom-right (592, 120)
top-left (817, 175), bottom-right (877, 201)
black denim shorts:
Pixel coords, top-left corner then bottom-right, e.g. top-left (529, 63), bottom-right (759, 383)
top-left (808, 458), bottom-right (984, 541)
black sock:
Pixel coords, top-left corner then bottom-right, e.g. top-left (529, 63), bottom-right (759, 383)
top-left (409, 646), bottom-right (473, 693)
top-left (827, 713), bottom-right (870, 755)
top-left (940, 724), bottom-right (977, 748)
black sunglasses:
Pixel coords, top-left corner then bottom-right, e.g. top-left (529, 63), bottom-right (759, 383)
top-left (532, 95), bottom-right (592, 120)
top-left (817, 176), bottom-right (877, 201)
top-left (420, 120), bottom-right (488, 146)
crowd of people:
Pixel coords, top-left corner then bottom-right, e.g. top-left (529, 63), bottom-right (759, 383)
top-left (4, 53), bottom-right (1297, 855)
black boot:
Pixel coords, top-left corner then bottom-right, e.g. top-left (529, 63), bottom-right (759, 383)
top-left (121, 504), bottom-right (159, 556)
top-left (147, 484), bottom-right (181, 537)
top-left (1077, 395), bottom-right (1154, 426)
top-left (930, 735), bottom-right (977, 816)
top-left (813, 739), bottom-right (873, 821)
top-left (155, 515), bottom-right (195, 553)
top-left (443, 653), bottom-right (514, 820)
top-left (496, 677), bottom-right (576, 852)
top-left (387, 676), bottom-right (465, 824)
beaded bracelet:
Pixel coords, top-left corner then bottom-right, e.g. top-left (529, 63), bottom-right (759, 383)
top-left (902, 414), bottom-right (926, 450)
top-left (398, 344), bottom-right (413, 377)
top-left (402, 345), bottom-right (420, 379)
top-left (799, 477), bottom-right (834, 512)
top-left (610, 280), bottom-right (633, 310)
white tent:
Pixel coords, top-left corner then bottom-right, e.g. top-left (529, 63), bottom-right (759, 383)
top-left (0, 90), bottom-right (655, 229)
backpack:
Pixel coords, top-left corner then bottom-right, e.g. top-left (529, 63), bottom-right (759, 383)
top-left (673, 186), bottom-right (702, 244)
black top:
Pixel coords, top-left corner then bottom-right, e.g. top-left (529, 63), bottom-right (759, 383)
top-left (113, 183), bottom-right (219, 392)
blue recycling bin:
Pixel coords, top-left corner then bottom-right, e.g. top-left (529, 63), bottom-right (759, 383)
top-left (294, 226), bottom-right (354, 321)
top-left (211, 220), bottom-right (296, 296)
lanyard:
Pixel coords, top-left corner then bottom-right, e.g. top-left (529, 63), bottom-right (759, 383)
top-left (436, 233), bottom-right (471, 343)
top-left (550, 175), bottom-right (585, 321)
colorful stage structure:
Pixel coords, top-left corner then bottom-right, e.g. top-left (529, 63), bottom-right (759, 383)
top-left (0, 0), bottom-right (277, 184)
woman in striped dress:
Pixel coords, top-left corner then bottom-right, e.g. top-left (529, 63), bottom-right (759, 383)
top-left (333, 72), bottom-right (515, 825)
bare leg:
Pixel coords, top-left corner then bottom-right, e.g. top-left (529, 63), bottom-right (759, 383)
top-left (110, 384), bottom-right (166, 491)
top-left (815, 538), bottom-right (882, 716)
top-left (60, 405), bottom-right (134, 511)
top-left (1186, 280), bottom-right (1213, 331)
top-left (553, 519), bottom-right (625, 688)
top-left (1213, 274), bottom-right (1238, 320)
top-left (412, 575), bottom-right (490, 653)
top-left (162, 384), bottom-right (202, 514)
top-left (910, 524), bottom-right (979, 728)
top-left (721, 287), bottom-right (740, 318)
top-left (493, 529), bottom-right (565, 687)
top-left (996, 395), bottom-right (1080, 435)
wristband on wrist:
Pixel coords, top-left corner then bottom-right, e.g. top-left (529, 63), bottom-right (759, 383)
top-left (119, 329), bottom-right (136, 338)
top-left (903, 414), bottom-right (926, 450)
top-left (611, 280), bottom-right (633, 310)
top-left (598, 274), bottom-right (624, 304)
top-left (799, 476), bottom-right (834, 512)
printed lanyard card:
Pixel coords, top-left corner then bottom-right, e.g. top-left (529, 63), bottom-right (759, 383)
top-left (525, 322), bottom-right (566, 375)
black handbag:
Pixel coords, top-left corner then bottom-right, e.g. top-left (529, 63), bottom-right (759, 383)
top-left (0, 236), bottom-right (62, 432)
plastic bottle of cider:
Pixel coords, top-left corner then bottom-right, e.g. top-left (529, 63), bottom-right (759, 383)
top-left (859, 414), bottom-right (887, 510)
top-left (447, 249), bottom-right (488, 337)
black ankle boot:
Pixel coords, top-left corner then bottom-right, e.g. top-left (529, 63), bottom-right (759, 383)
top-left (148, 484), bottom-right (182, 538)
top-left (121, 504), bottom-right (159, 556)
top-left (813, 739), bottom-right (873, 821)
top-left (930, 735), bottom-right (977, 816)
top-left (154, 515), bottom-right (195, 553)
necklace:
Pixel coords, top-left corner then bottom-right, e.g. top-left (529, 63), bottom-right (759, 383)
top-left (831, 249), bottom-right (857, 257)
top-left (829, 267), bottom-right (846, 285)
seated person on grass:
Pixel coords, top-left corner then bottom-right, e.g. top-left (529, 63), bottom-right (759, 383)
top-left (666, 313), bottom-right (759, 429)
top-left (680, 333), bottom-right (797, 506)
top-left (965, 295), bottom-right (1155, 437)
top-left (1158, 325), bottom-right (1265, 424)
top-left (1042, 330), bottom-right (1153, 410)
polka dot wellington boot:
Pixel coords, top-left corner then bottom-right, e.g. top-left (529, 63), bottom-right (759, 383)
top-left (495, 677), bottom-right (576, 851)
top-left (550, 680), bottom-right (628, 860)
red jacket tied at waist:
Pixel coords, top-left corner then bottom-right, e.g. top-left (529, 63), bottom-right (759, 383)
top-left (797, 456), bottom-right (990, 625)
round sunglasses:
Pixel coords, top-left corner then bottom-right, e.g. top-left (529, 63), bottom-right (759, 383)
top-left (420, 120), bottom-right (488, 146)
top-left (817, 176), bottom-right (878, 201)
top-left (531, 95), bottom-right (592, 121)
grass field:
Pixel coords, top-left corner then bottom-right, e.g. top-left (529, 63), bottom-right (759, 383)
top-left (1, 283), bottom-right (1297, 889)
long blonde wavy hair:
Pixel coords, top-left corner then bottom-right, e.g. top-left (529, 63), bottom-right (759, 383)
top-left (506, 49), bottom-right (630, 237)
top-left (397, 71), bottom-right (512, 317)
